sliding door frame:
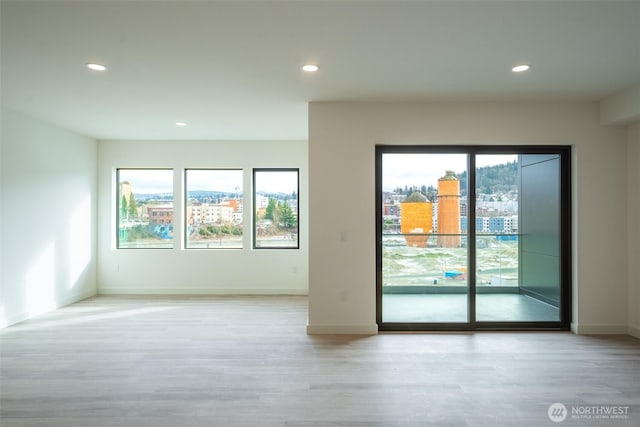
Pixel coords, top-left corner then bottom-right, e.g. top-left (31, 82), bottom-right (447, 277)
top-left (376, 145), bottom-right (572, 331)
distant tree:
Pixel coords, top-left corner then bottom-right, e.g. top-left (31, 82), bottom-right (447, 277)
top-left (273, 201), bottom-right (283, 227)
top-left (425, 185), bottom-right (438, 201)
top-left (458, 161), bottom-right (518, 197)
top-left (265, 198), bottom-right (277, 220)
top-left (128, 194), bottom-right (137, 219)
top-left (120, 195), bottom-right (128, 220)
top-left (279, 202), bottom-right (297, 229)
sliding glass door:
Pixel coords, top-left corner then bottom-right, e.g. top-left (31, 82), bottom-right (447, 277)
top-left (379, 152), bottom-right (469, 324)
top-left (376, 146), bottom-right (571, 330)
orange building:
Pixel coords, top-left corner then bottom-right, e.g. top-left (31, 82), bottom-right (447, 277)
top-left (400, 192), bottom-right (432, 248)
top-left (437, 170), bottom-right (461, 247)
top-left (221, 198), bottom-right (241, 212)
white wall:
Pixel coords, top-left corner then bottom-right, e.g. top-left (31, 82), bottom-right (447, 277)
top-left (600, 84), bottom-right (640, 126)
top-left (1, 110), bottom-right (97, 327)
top-left (628, 123), bottom-right (640, 338)
top-left (97, 140), bottom-right (308, 294)
top-left (308, 102), bottom-right (628, 334)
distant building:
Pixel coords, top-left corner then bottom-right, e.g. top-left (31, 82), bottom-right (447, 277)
top-left (202, 204), bottom-right (234, 224)
top-left (437, 170), bottom-right (461, 248)
top-left (383, 203), bottom-right (399, 217)
top-left (400, 192), bottom-right (432, 248)
top-left (256, 195), bottom-right (269, 209)
top-left (460, 198), bottom-right (467, 216)
top-left (504, 215), bottom-right (518, 232)
top-left (432, 203), bottom-right (438, 233)
top-left (120, 181), bottom-right (132, 204)
top-left (187, 200), bottom-right (240, 225)
top-left (221, 198), bottom-right (241, 212)
top-left (476, 217), bottom-right (490, 232)
top-left (389, 172), bottom-right (518, 242)
top-left (488, 217), bottom-right (505, 233)
top-left (148, 205), bottom-right (174, 226)
top-left (186, 203), bottom-right (202, 225)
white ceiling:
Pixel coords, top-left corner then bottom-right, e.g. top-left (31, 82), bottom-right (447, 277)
top-left (2, 0), bottom-right (640, 140)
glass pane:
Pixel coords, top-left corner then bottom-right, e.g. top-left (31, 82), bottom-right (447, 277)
top-left (381, 153), bottom-right (468, 323)
top-left (254, 169), bottom-right (299, 249)
top-left (475, 154), bottom-right (560, 322)
top-left (117, 169), bottom-right (173, 249)
top-left (185, 169), bottom-right (243, 249)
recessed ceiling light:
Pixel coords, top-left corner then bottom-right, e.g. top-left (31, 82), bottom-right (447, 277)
top-left (86, 63), bottom-right (107, 71)
top-left (175, 121), bottom-right (187, 127)
top-left (302, 64), bottom-right (319, 72)
top-left (512, 64), bottom-right (531, 73)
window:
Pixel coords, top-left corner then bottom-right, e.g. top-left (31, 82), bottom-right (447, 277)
top-left (117, 169), bottom-right (174, 249)
top-left (253, 169), bottom-right (299, 249)
top-left (185, 169), bottom-right (243, 249)
top-left (376, 146), bottom-right (571, 330)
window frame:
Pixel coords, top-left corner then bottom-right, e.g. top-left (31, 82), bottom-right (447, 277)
top-left (375, 145), bottom-right (572, 331)
top-left (252, 168), bottom-right (300, 250)
top-left (183, 168), bottom-right (244, 250)
top-left (116, 168), bottom-right (174, 250)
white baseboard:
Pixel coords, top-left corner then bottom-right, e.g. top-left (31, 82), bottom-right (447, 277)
top-left (306, 324), bottom-right (378, 335)
top-left (572, 323), bottom-right (628, 335)
top-left (59, 288), bottom-right (97, 305)
top-left (98, 287), bottom-right (308, 296)
top-left (628, 325), bottom-right (640, 339)
top-left (0, 288), bottom-right (96, 328)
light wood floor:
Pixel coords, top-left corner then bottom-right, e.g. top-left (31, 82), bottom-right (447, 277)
top-left (1, 296), bottom-right (639, 426)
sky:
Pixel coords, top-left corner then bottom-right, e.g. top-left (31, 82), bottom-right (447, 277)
top-left (382, 153), bottom-right (517, 191)
top-left (119, 169), bottom-right (173, 194)
top-left (186, 169), bottom-right (243, 193)
top-left (254, 170), bottom-right (297, 194)
top-left (119, 169), bottom-right (297, 195)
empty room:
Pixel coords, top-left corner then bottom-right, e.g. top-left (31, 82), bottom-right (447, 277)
top-left (1, 1), bottom-right (640, 426)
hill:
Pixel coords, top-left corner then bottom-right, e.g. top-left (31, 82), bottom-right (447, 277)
top-left (458, 160), bottom-right (518, 196)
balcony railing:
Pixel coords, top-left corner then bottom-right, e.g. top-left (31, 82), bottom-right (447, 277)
top-left (381, 233), bottom-right (519, 292)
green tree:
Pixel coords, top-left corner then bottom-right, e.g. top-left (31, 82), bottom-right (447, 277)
top-left (265, 198), bottom-right (277, 220)
top-left (273, 201), bottom-right (282, 227)
top-left (128, 194), bottom-right (137, 219)
top-left (120, 195), bottom-right (128, 220)
top-left (279, 202), bottom-right (297, 229)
